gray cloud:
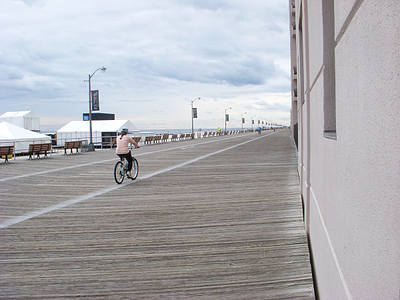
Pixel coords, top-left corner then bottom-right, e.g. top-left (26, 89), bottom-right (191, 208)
top-left (248, 100), bottom-right (291, 112)
top-left (0, 0), bottom-right (291, 130)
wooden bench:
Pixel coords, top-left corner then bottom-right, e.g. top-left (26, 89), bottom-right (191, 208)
top-left (144, 136), bottom-right (154, 144)
top-left (154, 135), bottom-right (162, 143)
top-left (132, 137), bottom-right (141, 144)
top-left (162, 134), bottom-right (169, 142)
top-left (171, 134), bottom-right (178, 141)
top-left (23, 143), bottom-right (52, 159)
top-left (64, 141), bottom-right (82, 154)
top-left (0, 145), bottom-right (14, 163)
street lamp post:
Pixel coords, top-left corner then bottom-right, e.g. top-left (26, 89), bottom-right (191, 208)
top-left (251, 115), bottom-right (256, 131)
top-left (241, 112), bottom-right (246, 130)
top-left (224, 107), bottom-right (232, 133)
top-left (87, 66), bottom-right (106, 151)
top-left (191, 97), bottom-right (200, 138)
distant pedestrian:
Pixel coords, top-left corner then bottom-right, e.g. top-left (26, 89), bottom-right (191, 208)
top-left (257, 127), bottom-right (261, 135)
top-left (116, 127), bottom-right (139, 178)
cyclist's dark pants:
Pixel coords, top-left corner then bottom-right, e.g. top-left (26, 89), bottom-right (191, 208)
top-left (118, 151), bottom-right (133, 171)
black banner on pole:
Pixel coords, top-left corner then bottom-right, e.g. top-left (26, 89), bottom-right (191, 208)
top-left (193, 107), bottom-right (198, 118)
top-left (252, 120), bottom-right (254, 124)
top-left (226, 114), bottom-right (229, 121)
top-left (91, 90), bottom-right (99, 111)
top-left (242, 118), bottom-right (245, 124)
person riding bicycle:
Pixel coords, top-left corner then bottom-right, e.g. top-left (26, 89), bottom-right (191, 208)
top-left (116, 127), bottom-right (139, 178)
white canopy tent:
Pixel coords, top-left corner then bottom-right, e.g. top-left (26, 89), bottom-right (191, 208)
top-left (0, 122), bottom-right (51, 154)
top-left (56, 120), bottom-right (138, 147)
top-left (0, 111), bottom-right (40, 132)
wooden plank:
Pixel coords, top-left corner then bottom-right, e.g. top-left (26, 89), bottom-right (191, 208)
top-left (0, 129), bottom-right (315, 299)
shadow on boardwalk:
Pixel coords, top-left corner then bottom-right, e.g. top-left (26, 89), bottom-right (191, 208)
top-left (0, 129), bottom-right (315, 299)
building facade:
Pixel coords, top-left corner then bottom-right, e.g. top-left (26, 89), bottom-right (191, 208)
top-left (289, 0), bottom-right (400, 299)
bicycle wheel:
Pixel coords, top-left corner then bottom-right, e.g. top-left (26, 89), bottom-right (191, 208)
top-left (114, 161), bottom-right (125, 184)
top-left (131, 158), bottom-right (139, 180)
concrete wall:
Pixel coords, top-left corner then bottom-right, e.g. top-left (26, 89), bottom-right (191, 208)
top-left (290, 0), bottom-right (400, 299)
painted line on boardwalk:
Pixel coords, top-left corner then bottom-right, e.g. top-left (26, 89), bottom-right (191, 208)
top-left (0, 133), bottom-right (274, 229)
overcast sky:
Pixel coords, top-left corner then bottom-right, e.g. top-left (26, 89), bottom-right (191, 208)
top-left (0, 0), bottom-right (291, 131)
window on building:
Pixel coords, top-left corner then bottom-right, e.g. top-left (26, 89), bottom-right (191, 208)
top-left (322, 0), bottom-right (337, 139)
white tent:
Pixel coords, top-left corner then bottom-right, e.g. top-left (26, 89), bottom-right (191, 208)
top-left (0, 122), bottom-right (51, 154)
top-left (0, 111), bottom-right (40, 132)
top-left (56, 120), bottom-right (137, 147)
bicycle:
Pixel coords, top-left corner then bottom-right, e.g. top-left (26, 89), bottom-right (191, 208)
top-left (114, 155), bottom-right (139, 184)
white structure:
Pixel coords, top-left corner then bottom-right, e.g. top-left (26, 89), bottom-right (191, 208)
top-left (289, 1), bottom-right (400, 299)
top-left (0, 111), bottom-right (40, 132)
top-left (0, 122), bottom-right (51, 154)
top-left (57, 120), bottom-right (137, 147)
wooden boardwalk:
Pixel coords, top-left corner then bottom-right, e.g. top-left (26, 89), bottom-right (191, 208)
top-left (0, 129), bottom-right (315, 299)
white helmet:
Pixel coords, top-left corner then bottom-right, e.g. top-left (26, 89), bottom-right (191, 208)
top-left (121, 127), bottom-right (129, 135)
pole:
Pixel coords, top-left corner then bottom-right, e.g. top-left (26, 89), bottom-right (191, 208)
top-left (224, 107), bottom-right (231, 133)
top-left (191, 97), bottom-right (200, 138)
top-left (191, 101), bottom-right (194, 135)
top-left (88, 74), bottom-right (94, 151)
top-left (224, 109), bottom-right (227, 133)
top-left (251, 115), bottom-right (256, 131)
top-left (241, 112), bottom-right (246, 130)
top-left (87, 67), bottom-right (106, 151)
